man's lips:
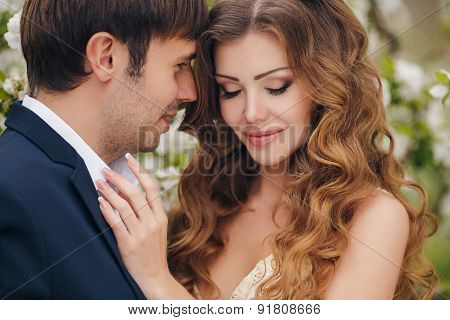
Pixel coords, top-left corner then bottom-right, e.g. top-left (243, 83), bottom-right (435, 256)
top-left (163, 112), bottom-right (177, 122)
top-left (160, 112), bottom-right (177, 130)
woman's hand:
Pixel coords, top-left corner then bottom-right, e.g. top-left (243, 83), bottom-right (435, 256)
top-left (95, 153), bottom-right (171, 299)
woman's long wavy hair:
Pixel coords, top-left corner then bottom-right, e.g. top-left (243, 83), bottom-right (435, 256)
top-left (168, 0), bottom-right (438, 299)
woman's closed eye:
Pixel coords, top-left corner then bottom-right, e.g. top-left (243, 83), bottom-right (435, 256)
top-left (266, 80), bottom-right (293, 96)
top-left (219, 81), bottom-right (293, 100)
top-left (220, 87), bottom-right (242, 100)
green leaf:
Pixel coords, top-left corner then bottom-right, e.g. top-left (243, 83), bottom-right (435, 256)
top-left (393, 122), bottom-right (414, 136)
top-left (0, 69), bottom-right (5, 82)
top-left (0, 88), bottom-right (10, 100)
top-left (409, 137), bottom-right (434, 168)
top-left (0, 10), bottom-right (13, 36)
top-left (379, 56), bottom-right (395, 80)
top-left (442, 92), bottom-right (449, 107)
top-left (436, 70), bottom-right (450, 86)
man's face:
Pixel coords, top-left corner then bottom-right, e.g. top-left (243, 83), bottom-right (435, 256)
top-left (102, 37), bottom-right (198, 155)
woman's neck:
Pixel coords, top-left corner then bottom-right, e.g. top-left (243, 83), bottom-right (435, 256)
top-left (246, 161), bottom-right (289, 214)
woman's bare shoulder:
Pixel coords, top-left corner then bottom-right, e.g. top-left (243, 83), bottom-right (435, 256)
top-left (353, 188), bottom-right (410, 232)
top-left (324, 188), bottom-right (410, 299)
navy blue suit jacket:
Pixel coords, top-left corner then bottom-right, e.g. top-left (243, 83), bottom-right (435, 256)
top-left (0, 102), bottom-right (146, 299)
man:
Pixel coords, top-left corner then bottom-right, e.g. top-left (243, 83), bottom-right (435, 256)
top-left (0, 0), bottom-right (208, 299)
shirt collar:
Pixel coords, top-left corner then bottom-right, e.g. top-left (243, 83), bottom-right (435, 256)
top-left (21, 95), bottom-right (138, 187)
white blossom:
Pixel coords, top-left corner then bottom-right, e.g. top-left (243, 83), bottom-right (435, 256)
top-left (1, 68), bottom-right (28, 98)
top-left (395, 59), bottom-right (426, 99)
top-left (375, 0), bottom-right (411, 33)
top-left (393, 132), bottom-right (409, 161)
top-left (426, 101), bottom-right (448, 131)
top-left (429, 84), bottom-right (448, 100)
top-left (2, 78), bottom-right (15, 95)
top-left (4, 10), bottom-right (22, 51)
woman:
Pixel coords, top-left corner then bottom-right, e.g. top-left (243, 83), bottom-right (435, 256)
top-left (97, 0), bottom-right (438, 299)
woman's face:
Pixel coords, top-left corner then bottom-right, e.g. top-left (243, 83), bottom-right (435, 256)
top-left (215, 31), bottom-right (313, 167)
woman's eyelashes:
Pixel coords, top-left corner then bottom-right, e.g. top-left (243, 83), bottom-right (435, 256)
top-left (266, 80), bottom-right (293, 96)
top-left (219, 81), bottom-right (293, 100)
top-left (220, 88), bottom-right (242, 100)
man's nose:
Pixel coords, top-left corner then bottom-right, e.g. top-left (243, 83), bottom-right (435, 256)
top-left (177, 70), bottom-right (198, 103)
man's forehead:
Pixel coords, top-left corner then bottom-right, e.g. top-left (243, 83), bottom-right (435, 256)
top-left (156, 37), bottom-right (197, 58)
top-left (174, 43), bottom-right (197, 62)
top-left (177, 51), bottom-right (197, 61)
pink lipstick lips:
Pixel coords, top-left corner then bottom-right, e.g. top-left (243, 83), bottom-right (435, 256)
top-left (244, 128), bottom-right (285, 147)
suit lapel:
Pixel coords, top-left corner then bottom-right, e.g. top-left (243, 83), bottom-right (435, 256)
top-left (70, 157), bottom-right (145, 299)
top-left (5, 102), bottom-right (146, 299)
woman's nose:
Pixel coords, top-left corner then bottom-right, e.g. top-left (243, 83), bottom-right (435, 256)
top-left (243, 94), bottom-right (269, 124)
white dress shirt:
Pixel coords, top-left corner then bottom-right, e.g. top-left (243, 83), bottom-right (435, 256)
top-left (21, 95), bottom-right (138, 188)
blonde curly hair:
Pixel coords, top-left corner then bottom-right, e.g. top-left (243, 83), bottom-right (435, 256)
top-left (169, 0), bottom-right (438, 299)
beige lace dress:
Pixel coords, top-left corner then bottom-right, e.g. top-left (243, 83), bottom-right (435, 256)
top-left (193, 254), bottom-right (276, 300)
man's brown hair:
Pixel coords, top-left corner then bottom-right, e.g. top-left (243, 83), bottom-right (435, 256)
top-left (20, 0), bottom-right (209, 96)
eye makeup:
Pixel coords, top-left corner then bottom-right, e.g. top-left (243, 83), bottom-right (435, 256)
top-left (219, 87), bottom-right (242, 100)
top-left (218, 79), bottom-right (293, 100)
top-left (265, 80), bottom-right (293, 96)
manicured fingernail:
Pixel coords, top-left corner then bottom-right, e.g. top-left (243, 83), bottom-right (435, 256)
top-left (125, 153), bottom-right (137, 164)
top-left (103, 167), bottom-right (113, 178)
top-left (96, 179), bottom-right (107, 191)
top-left (98, 196), bottom-right (105, 205)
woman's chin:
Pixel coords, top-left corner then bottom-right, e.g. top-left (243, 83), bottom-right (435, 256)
top-left (249, 153), bottom-right (290, 172)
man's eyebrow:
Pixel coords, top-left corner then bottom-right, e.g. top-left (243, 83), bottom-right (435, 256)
top-left (215, 67), bottom-right (289, 82)
top-left (178, 52), bottom-right (197, 61)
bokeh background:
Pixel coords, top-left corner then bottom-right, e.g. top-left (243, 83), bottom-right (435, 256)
top-left (0, 0), bottom-right (449, 299)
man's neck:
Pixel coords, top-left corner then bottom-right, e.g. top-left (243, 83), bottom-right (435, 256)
top-left (35, 89), bottom-right (114, 163)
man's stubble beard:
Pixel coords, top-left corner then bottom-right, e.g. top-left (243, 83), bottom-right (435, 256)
top-left (98, 80), bottom-right (163, 163)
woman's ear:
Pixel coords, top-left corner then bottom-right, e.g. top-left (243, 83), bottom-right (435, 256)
top-left (85, 32), bottom-right (120, 83)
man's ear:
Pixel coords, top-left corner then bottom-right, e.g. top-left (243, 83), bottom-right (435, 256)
top-left (85, 32), bottom-right (122, 82)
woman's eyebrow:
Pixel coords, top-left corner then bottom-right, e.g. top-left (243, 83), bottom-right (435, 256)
top-left (215, 74), bottom-right (239, 82)
top-left (215, 67), bottom-right (289, 82)
top-left (254, 67), bottom-right (288, 80)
